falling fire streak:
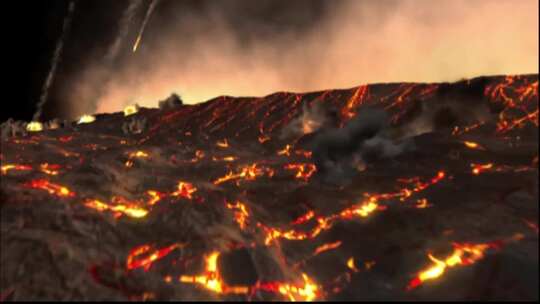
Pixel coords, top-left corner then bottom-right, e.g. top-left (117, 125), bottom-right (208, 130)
top-left (171, 182), bottom-right (197, 199)
top-left (254, 273), bottom-right (321, 301)
top-left (341, 85), bottom-right (369, 120)
top-left (407, 242), bottom-right (500, 291)
top-left (132, 0), bottom-right (160, 52)
top-left (25, 179), bottom-right (75, 197)
top-left (126, 244), bottom-right (181, 271)
top-left (212, 156), bottom-right (238, 162)
top-left (291, 210), bottom-right (315, 225)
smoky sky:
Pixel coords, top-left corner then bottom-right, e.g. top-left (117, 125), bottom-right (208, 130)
top-left (35, 0), bottom-right (538, 119)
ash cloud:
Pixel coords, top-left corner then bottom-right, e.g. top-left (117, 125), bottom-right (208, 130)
top-left (309, 107), bottom-right (414, 184)
top-left (62, 0), bottom-right (538, 118)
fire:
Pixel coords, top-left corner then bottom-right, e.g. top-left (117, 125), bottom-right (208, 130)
top-left (25, 179), bottom-right (75, 197)
top-left (313, 241), bottom-right (342, 256)
top-left (463, 141), bottom-right (485, 150)
top-left (277, 144), bottom-right (292, 156)
top-left (407, 242), bottom-right (497, 290)
top-left (123, 104), bottom-right (140, 116)
top-left (128, 150), bottom-right (149, 158)
top-left (77, 115), bottom-right (96, 124)
top-left (291, 210), bottom-right (315, 225)
top-left (346, 257), bottom-right (359, 272)
top-left (284, 163), bottom-right (317, 182)
top-left (213, 163), bottom-right (269, 185)
top-left (257, 273), bottom-right (320, 301)
top-left (226, 201), bottom-right (250, 230)
top-left (146, 190), bottom-right (165, 206)
top-left (126, 244), bottom-right (180, 271)
top-left (258, 135), bottom-right (270, 143)
top-left (39, 163), bottom-right (60, 175)
top-left (341, 85), bottom-right (369, 119)
top-left (471, 163), bottom-right (493, 175)
top-left (1, 164), bottom-right (32, 175)
top-left (415, 198), bottom-right (431, 209)
top-left (84, 199), bottom-right (148, 218)
top-left (172, 182), bottom-right (197, 199)
top-left (212, 156), bottom-right (238, 162)
top-left (216, 139), bottom-right (229, 148)
top-left (26, 121), bottom-right (44, 132)
top-left (340, 197), bottom-right (380, 218)
top-left (179, 251), bottom-right (249, 295)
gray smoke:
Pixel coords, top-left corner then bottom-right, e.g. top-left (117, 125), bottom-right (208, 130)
top-left (280, 102), bottom-right (330, 140)
top-left (310, 107), bottom-right (414, 184)
top-left (33, 0), bottom-right (77, 122)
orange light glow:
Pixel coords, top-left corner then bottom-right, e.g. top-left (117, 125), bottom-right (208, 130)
top-left (172, 182), bottom-right (197, 199)
top-left (1, 164), bottom-right (33, 175)
top-left (226, 201), bottom-right (250, 230)
top-left (126, 243), bottom-right (180, 271)
top-left (284, 163), bottom-right (317, 182)
top-left (26, 179), bottom-right (75, 197)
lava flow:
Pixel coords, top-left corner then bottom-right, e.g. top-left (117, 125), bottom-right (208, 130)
top-left (1, 74), bottom-right (537, 301)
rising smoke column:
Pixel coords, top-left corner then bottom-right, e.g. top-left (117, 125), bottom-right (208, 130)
top-left (33, 1), bottom-right (77, 122)
top-left (132, 0), bottom-right (161, 52)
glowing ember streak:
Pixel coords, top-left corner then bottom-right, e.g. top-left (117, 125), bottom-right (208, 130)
top-left (212, 156), bottom-right (238, 162)
top-left (258, 135), bottom-right (270, 143)
top-left (452, 122), bottom-right (485, 136)
top-left (84, 199), bottom-right (148, 218)
top-left (123, 104), bottom-right (139, 116)
top-left (172, 182), bottom-right (197, 199)
top-left (342, 85), bottom-right (369, 119)
top-left (295, 149), bottom-right (312, 158)
top-left (291, 210), bottom-right (315, 225)
top-left (125, 160), bottom-right (134, 167)
top-left (1, 164), bottom-right (33, 175)
top-left (39, 163), bottom-right (60, 175)
top-left (26, 179), bottom-right (75, 197)
top-left (407, 242), bottom-right (497, 290)
top-left (347, 257), bottom-right (359, 272)
top-left (77, 114), bottom-right (96, 124)
top-left (341, 197), bottom-right (379, 218)
top-left (284, 163), bottom-right (317, 181)
top-left (226, 201), bottom-right (250, 230)
top-left (523, 219), bottom-right (539, 234)
top-left (26, 121), bottom-right (44, 132)
top-left (258, 273), bottom-right (320, 301)
top-left (213, 163), bottom-right (267, 185)
top-left (126, 244), bottom-right (180, 271)
top-left (216, 139), bottom-right (229, 148)
top-left (277, 144), bottom-right (292, 156)
top-left (471, 163), bottom-right (493, 175)
top-left (313, 241), bottom-right (342, 256)
top-left (463, 141), bottom-right (485, 150)
top-left (415, 198), bottom-right (431, 209)
top-left (179, 251), bottom-right (249, 295)
top-left (146, 190), bottom-right (164, 206)
top-left (128, 150), bottom-right (149, 158)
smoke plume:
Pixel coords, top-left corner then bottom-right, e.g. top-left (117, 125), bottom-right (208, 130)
top-left (33, 0), bottom-right (76, 122)
top-left (63, 0), bottom-right (538, 118)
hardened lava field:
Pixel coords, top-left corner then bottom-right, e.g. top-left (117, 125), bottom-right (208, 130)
top-left (0, 75), bottom-right (538, 301)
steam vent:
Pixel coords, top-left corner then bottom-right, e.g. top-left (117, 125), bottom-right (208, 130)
top-left (1, 74), bottom-right (538, 301)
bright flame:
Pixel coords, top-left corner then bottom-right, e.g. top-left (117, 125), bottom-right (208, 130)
top-left (1, 164), bottom-right (33, 175)
top-left (126, 244), bottom-right (180, 271)
top-left (172, 181), bottom-right (197, 199)
top-left (77, 114), bottom-right (96, 124)
top-left (124, 104), bottom-right (140, 116)
top-left (26, 121), bottom-right (44, 132)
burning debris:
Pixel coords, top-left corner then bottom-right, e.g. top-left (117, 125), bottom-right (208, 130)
top-left (0, 75), bottom-right (537, 301)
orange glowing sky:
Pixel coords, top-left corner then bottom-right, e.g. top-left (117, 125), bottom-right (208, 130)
top-left (66, 0), bottom-right (538, 117)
